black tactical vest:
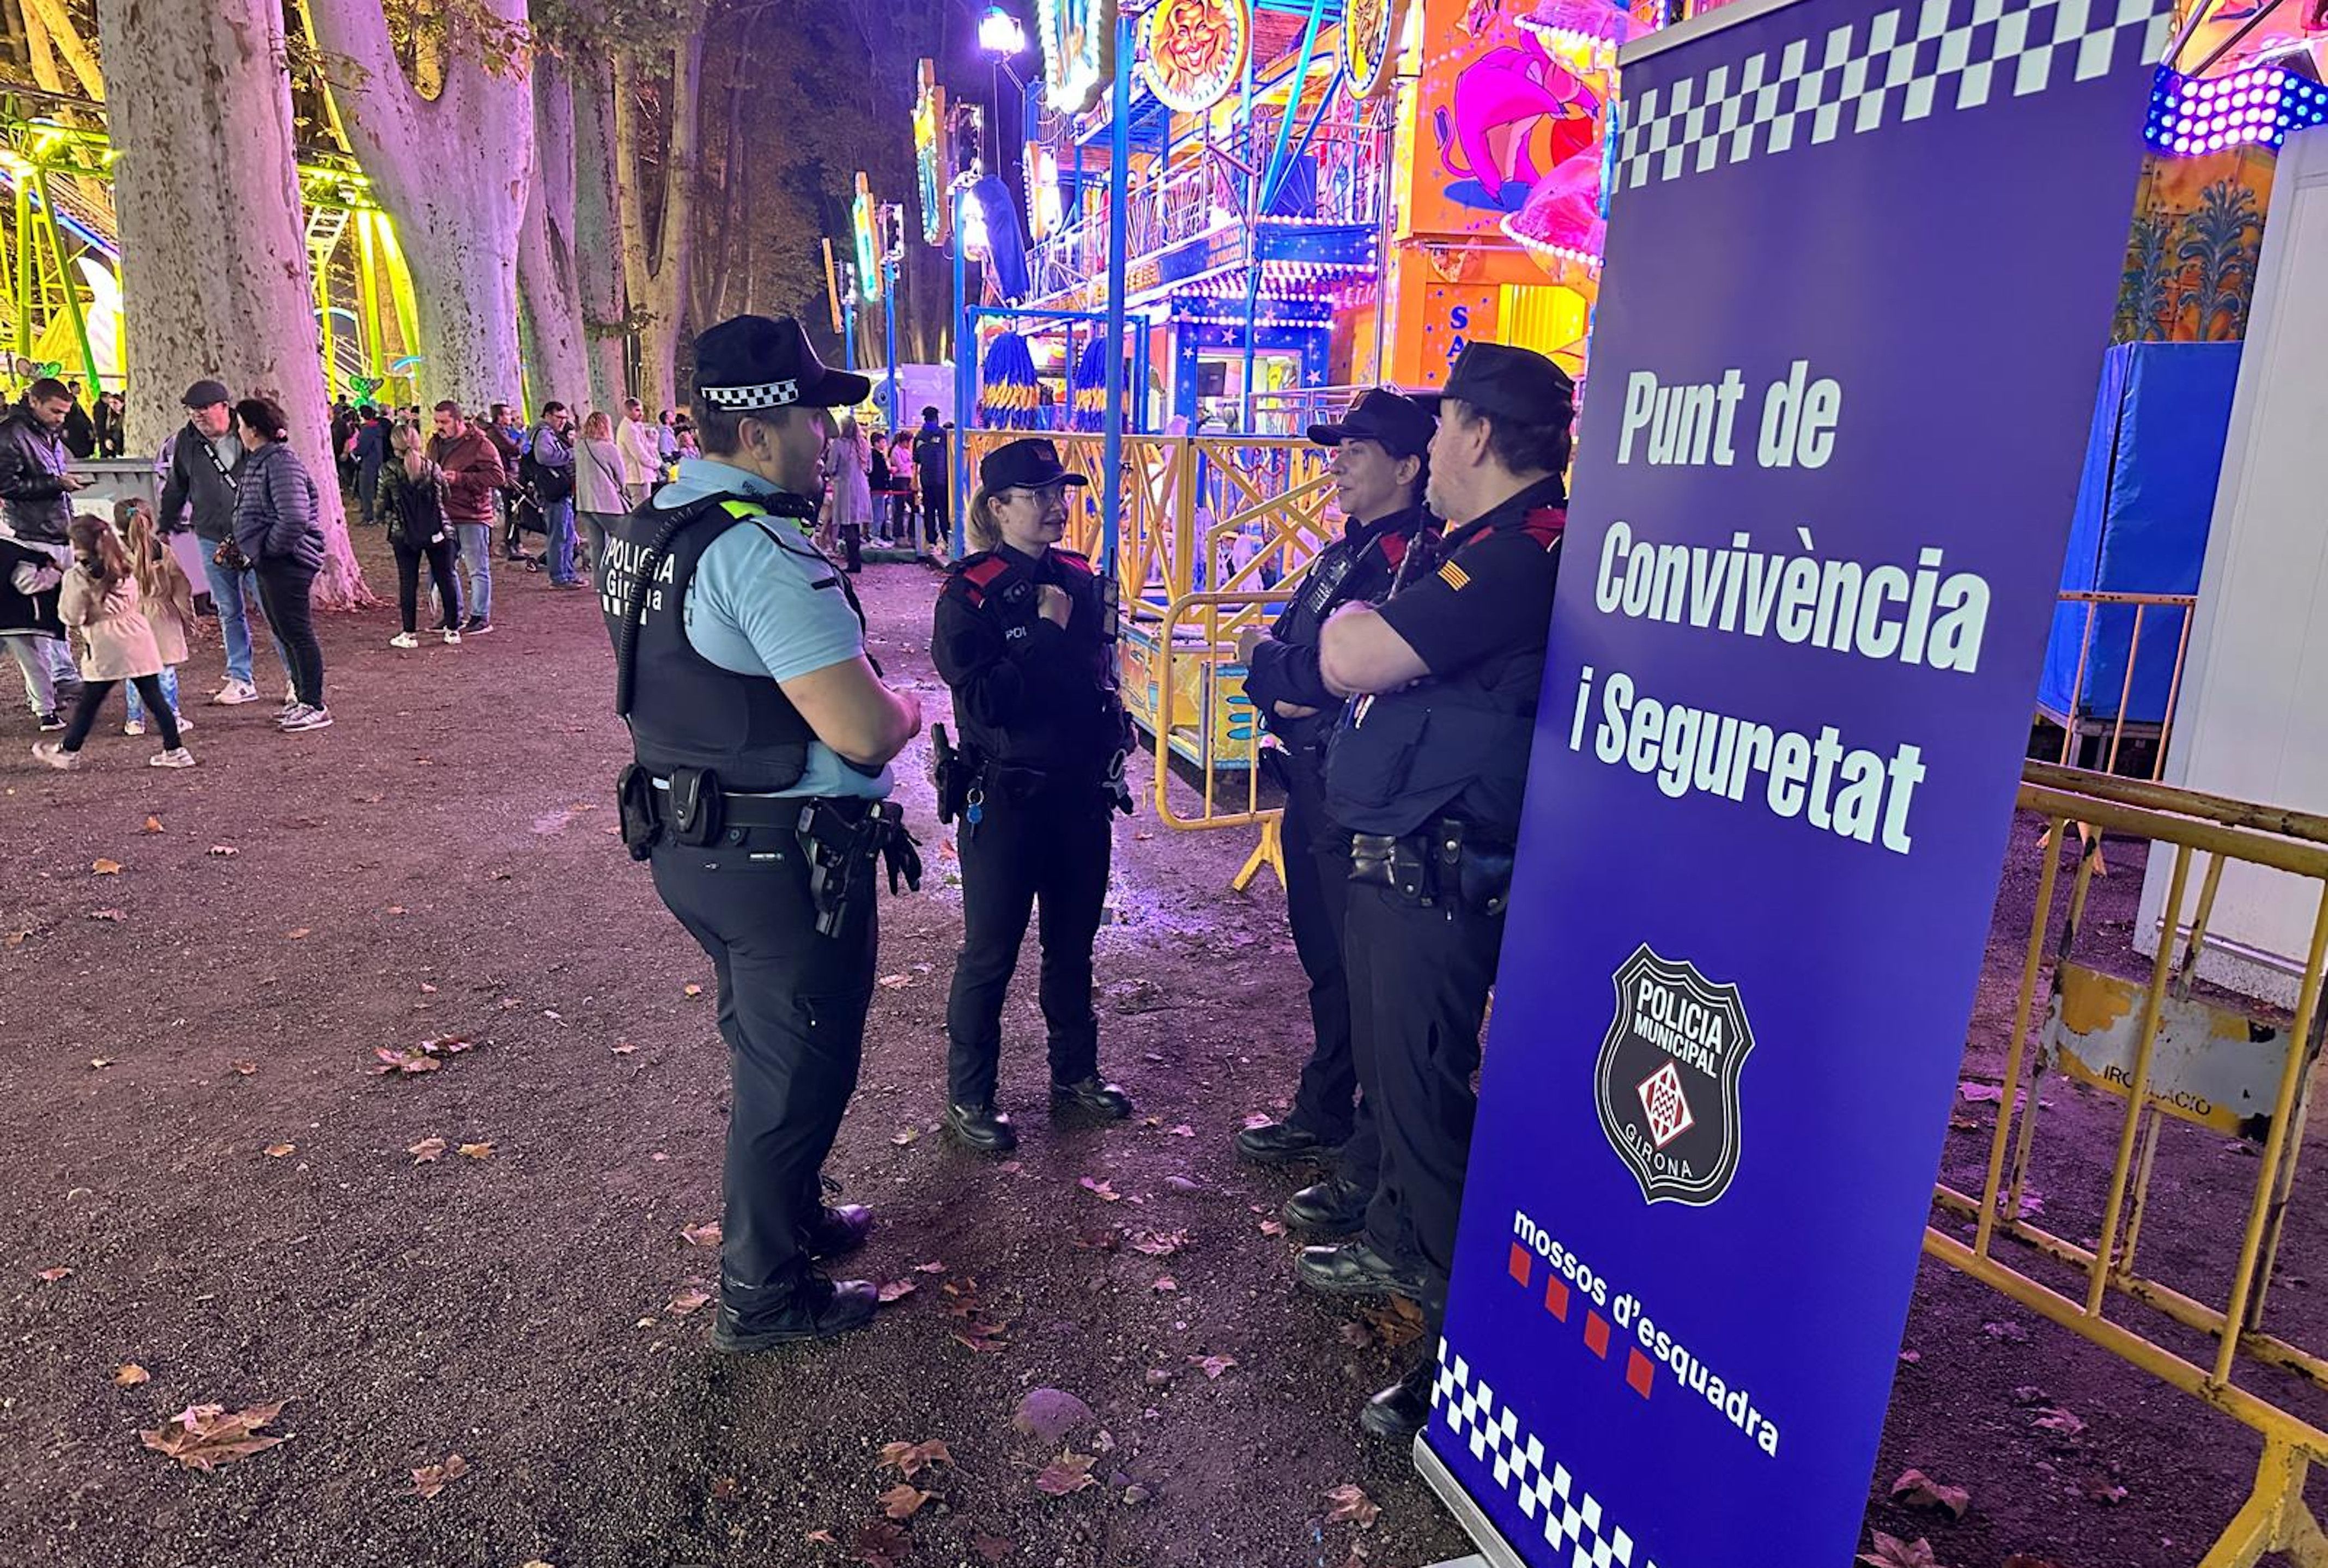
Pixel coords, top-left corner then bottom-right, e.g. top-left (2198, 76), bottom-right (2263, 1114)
top-left (599, 491), bottom-right (826, 793)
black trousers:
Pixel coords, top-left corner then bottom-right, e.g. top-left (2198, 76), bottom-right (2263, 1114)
top-left (922, 480), bottom-right (949, 548)
top-left (393, 538), bottom-right (463, 633)
top-left (651, 824), bottom-right (876, 1317)
top-left (62, 674), bottom-right (178, 751)
top-left (254, 558), bottom-right (324, 708)
top-left (1280, 752), bottom-right (1380, 1193)
top-left (1346, 882), bottom-right (1504, 1313)
top-left (944, 780), bottom-right (1111, 1107)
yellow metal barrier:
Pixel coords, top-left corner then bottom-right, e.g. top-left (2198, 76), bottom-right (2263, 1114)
top-left (1929, 761), bottom-right (2328, 1567)
top-left (2042, 589), bottom-right (2199, 779)
top-left (1149, 588), bottom-right (1305, 891)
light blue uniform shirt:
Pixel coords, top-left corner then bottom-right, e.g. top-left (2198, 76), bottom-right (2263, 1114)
top-left (653, 456), bottom-right (890, 800)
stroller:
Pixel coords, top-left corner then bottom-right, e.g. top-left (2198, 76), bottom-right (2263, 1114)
top-left (502, 473), bottom-right (549, 572)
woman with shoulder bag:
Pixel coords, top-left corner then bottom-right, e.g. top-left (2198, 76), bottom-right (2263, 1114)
top-left (379, 421), bottom-right (463, 647)
top-left (231, 397), bottom-right (332, 732)
top-left (573, 410), bottom-right (629, 576)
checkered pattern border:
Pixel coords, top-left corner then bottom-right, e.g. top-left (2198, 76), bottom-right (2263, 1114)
top-left (1617, 0), bottom-right (2175, 192)
top-left (1435, 1339), bottom-right (1662, 1567)
top-left (698, 378), bottom-right (802, 409)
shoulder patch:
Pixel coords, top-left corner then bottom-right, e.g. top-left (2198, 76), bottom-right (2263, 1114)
top-left (950, 552), bottom-right (1010, 608)
top-left (1522, 506), bottom-right (1568, 550)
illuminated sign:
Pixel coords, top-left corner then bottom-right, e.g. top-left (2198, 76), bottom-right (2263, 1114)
top-left (1141, 0), bottom-right (1250, 114)
top-left (1341, 0), bottom-right (1412, 100)
top-left (1038, 0), bottom-right (1117, 114)
top-left (852, 172), bottom-right (881, 302)
top-left (913, 58), bottom-right (951, 246)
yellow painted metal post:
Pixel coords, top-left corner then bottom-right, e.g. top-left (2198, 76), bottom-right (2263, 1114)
top-left (356, 214), bottom-right (387, 387)
top-left (14, 179), bottom-right (30, 364)
top-left (314, 235), bottom-right (340, 402)
top-left (34, 171), bottom-right (98, 394)
top-left (1976, 817), bottom-right (2068, 1259)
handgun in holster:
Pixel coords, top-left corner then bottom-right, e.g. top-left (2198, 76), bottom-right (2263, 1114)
top-left (1105, 747), bottom-right (1136, 817)
top-left (931, 723), bottom-right (965, 825)
top-left (797, 800), bottom-right (925, 939)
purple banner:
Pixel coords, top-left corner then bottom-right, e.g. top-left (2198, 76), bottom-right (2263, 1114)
top-left (1423, 0), bottom-right (2174, 1563)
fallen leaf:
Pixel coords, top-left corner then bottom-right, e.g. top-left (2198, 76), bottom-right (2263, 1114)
top-left (408, 1137), bottom-right (447, 1163)
top-left (139, 1400), bottom-right (289, 1472)
top-left (1034, 1451), bottom-right (1099, 1497)
top-left (1077, 1176), bottom-right (1120, 1202)
top-left (912, 1259), bottom-right (947, 1274)
top-left (1890, 1468), bottom-right (1971, 1520)
top-left (418, 981), bottom-right (437, 993)
top-left (877, 1483), bottom-right (932, 1520)
top-left (89, 1056), bottom-right (112, 1069)
top-left (851, 1521), bottom-right (911, 1568)
top-left (140, 816), bottom-right (163, 834)
top-left (1071, 1227), bottom-right (1121, 1253)
top-left (286, 928), bottom-right (310, 940)
top-left (971, 1532), bottom-right (1014, 1564)
top-left (1187, 1354), bottom-right (1236, 1379)
top-left (231, 1060), bottom-right (257, 1076)
top-left (1323, 1482), bottom-right (1381, 1528)
top-left (113, 1363), bottom-right (150, 1387)
top-left (683, 983), bottom-right (704, 998)
top-left (1337, 1322), bottom-right (1374, 1349)
top-left (2033, 1406), bottom-right (2087, 1438)
top-left (1957, 1081), bottom-right (2005, 1103)
top-left (207, 844), bottom-right (238, 857)
top-left (998, 1160), bottom-right (1022, 1175)
top-left (1168, 1124), bottom-right (1195, 1137)
top-left (1259, 1219), bottom-right (1288, 1238)
top-left (681, 1221), bottom-right (723, 1249)
top-left (457, 1141), bottom-right (494, 1160)
top-left (1165, 1175), bottom-right (1205, 1193)
top-left (1241, 1113), bottom-right (1273, 1130)
top-left (611, 1042), bottom-right (638, 1055)
top-left (1857, 1533), bottom-right (1939, 1568)
top-left (2083, 1477), bottom-right (2128, 1505)
top-left (876, 1279), bottom-right (918, 1304)
top-left (263, 1142), bottom-right (295, 1159)
top-left (88, 908), bottom-right (125, 922)
top-left (708, 1475), bottom-right (739, 1501)
top-left (877, 974), bottom-right (913, 989)
top-left (385, 904), bottom-right (407, 916)
top-left (666, 1287), bottom-right (712, 1316)
top-left (1127, 1228), bottom-right (1191, 1257)
top-left (35, 1266), bottom-right (71, 1281)
top-left (891, 1127), bottom-right (922, 1146)
top-left (92, 858), bottom-right (121, 875)
top-left (804, 1529), bottom-right (838, 1546)
top-left (1898, 1349), bottom-right (1921, 1364)
top-left (410, 1452), bottom-right (470, 1499)
top-left (1981, 1319), bottom-right (2029, 1342)
top-left (1152, 1276), bottom-right (1178, 1292)
top-left (879, 1438), bottom-right (954, 1479)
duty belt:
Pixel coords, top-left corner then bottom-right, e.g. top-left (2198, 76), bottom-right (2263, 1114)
top-left (1349, 816), bottom-right (1516, 916)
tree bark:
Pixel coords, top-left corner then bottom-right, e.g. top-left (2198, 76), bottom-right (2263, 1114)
top-left (568, 44), bottom-right (628, 414)
top-left (615, 34), bottom-right (699, 416)
top-left (517, 48), bottom-right (592, 411)
top-left (307, 0), bottom-right (532, 415)
top-left (96, 0), bottom-right (371, 606)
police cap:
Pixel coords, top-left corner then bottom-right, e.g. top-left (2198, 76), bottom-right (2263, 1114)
top-left (693, 313), bottom-right (871, 414)
top-left (1306, 388), bottom-right (1435, 461)
top-left (979, 437), bottom-right (1089, 492)
top-left (1417, 341), bottom-right (1576, 429)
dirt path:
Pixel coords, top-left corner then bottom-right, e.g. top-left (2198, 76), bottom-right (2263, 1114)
top-left (2, 534), bottom-right (2318, 1568)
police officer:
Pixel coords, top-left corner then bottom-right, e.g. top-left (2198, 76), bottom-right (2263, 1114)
top-left (931, 437), bottom-right (1135, 1153)
top-left (1232, 390), bottom-right (1438, 1246)
top-left (1304, 342), bottom-right (1575, 1438)
top-left (601, 314), bottom-right (925, 1351)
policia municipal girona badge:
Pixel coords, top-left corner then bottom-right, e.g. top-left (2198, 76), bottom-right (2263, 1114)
top-left (1595, 944), bottom-right (1757, 1206)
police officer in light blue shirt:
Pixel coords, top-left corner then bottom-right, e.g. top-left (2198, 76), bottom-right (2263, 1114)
top-left (601, 313), bottom-right (924, 1352)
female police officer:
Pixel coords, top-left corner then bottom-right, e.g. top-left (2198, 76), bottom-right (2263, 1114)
top-left (931, 437), bottom-right (1134, 1153)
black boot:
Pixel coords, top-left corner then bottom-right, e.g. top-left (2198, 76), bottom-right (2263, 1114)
top-left (1282, 1176), bottom-right (1368, 1236)
top-left (802, 1202), bottom-right (872, 1259)
top-left (711, 1274), bottom-right (879, 1351)
top-left (1360, 1355), bottom-right (1436, 1441)
top-left (944, 1102), bottom-right (1019, 1152)
top-left (1233, 1117), bottom-right (1338, 1166)
top-left (1295, 1241), bottom-right (1426, 1302)
top-left (1050, 1076), bottom-right (1134, 1120)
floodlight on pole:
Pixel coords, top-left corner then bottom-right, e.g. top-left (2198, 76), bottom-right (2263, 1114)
top-left (979, 6), bottom-right (1025, 57)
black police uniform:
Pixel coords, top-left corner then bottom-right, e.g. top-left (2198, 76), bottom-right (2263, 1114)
top-left (1240, 502), bottom-right (1433, 1200)
top-left (1324, 470), bottom-right (1566, 1308)
top-left (602, 314), bottom-right (918, 1347)
top-left (931, 443), bottom-right (1133, 1148)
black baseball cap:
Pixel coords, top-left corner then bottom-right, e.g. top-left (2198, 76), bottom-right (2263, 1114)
top-left (182, 378), bottom-right (229, 409)
top-left (1416, 341), bottom-right (1575, 427)
top-left (692, 313), bottom-right (870, 413)
top-left (980, 438), bottom-right (1088, 491)
top-left (1307, 388), bottom-right (1435, 460)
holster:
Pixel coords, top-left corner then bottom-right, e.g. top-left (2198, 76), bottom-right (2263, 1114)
top-left (1350, 832), bottom-right (1433, 902)
top-left (616, 763), bottom-right (662, 862)
top-left (1106, 747), bottom-right (1136, 817)
top-left (1349, 818), bottom-right (1515, 914)
top-left (796, 800), bottom-right (924, 939)
top-left (931, 724), bottom-right (984, 826)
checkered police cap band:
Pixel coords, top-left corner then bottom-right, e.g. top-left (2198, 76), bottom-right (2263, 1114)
top-left (1435, 1338), bottom-right (1662, 1567)
top-left (699, 379), bottom-right (802, 410)
top-left (1617, 0), bottom-right (2174, 194)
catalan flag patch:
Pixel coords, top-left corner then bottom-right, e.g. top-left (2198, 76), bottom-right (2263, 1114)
top-left (1438, 560), bottom-right (1472, 591)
